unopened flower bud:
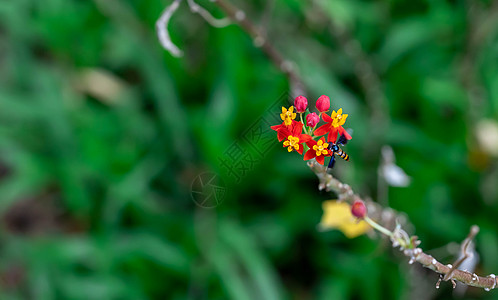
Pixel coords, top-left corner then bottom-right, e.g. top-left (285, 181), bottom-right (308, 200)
top-left (294, 95), bottom-right (308, 113)
top-left (306, 112), bottom-right (319, 127)
top-left (351, 200), bottom-right (367, 219)
top-left (316, 95), bottom-right (330, 112)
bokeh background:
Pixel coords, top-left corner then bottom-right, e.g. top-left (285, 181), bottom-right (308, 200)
top-left (1, 0), bottom-right (498, 299)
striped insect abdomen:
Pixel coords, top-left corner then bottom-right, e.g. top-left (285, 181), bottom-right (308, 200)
top-left (336, 149), bottom-right (349, 161)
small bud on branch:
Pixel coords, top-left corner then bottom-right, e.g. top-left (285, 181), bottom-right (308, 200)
top-left (351, 200), bottom-right (367, 219)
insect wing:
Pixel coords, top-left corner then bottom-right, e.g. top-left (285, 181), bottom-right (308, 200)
top-left (337, 134), bottom-right (349, 146)
top-left (337, 128), bottom-right (354, 145)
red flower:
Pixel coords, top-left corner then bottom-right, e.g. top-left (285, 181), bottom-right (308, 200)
top-left (313, 108), bottom-right (352, 142)
top-left (271, 119), bottom-right (301, 142)
top-left (279, 121), bottom-right (311, 154)
top-left (303, 137), bottom-right (332, 165)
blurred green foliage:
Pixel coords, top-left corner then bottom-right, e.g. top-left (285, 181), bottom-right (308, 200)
top-left (0, 0), bottom-right (498, 299)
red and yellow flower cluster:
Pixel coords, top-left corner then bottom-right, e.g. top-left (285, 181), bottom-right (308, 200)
top-left (271, 95), bottom-right (352, 165)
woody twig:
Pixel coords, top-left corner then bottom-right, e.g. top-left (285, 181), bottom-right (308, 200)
top-left (308, 160), bottom-right (497, 291)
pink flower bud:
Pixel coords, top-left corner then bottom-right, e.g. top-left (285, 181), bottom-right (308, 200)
top-left (306, 112), bottom-right (319, 127)
top-left (351, 200), bottom-right (367, 219)
top-left (294, 96), bottom-right (308, 113)
top-left (316, 95), bottom-right (330, 112)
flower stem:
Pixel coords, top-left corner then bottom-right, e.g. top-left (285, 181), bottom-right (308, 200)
top-left (364, 216), bottom-right (411, 249)
top-left (310, 112), bottom-right (321, 134)
top-left (300, 113), bottom-right (309, 135)
top-left (364, 216), bottom-right (393, 237)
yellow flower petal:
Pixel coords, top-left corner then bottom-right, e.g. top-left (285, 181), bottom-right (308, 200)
top-left (281, 106), bottom-right (297, 123)
top-left (337, 108), bottom-right (342, 115)
top-left (280, 107), bottom-right (288, 122)
top-left (339, 114), bottom-right (348, 126)
top-left (319, 201), bottom-right (351, 227)
top-left (338, 221), bottom-right (370, 239)
top-left (318, 200), bottom-right (370, 238)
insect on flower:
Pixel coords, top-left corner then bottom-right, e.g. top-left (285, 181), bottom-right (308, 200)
top-left (271, 96), bottom-right (353, 171)
top-left (327, 133), bottom-right (351, 170)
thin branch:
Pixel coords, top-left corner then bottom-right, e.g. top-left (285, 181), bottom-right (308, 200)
top-left (328, 23), bottom-right (388, 127)
top-left (259, 0), bottom-right (276, 37)
top-left (212, 0), bottom-right (305, 97)
top-left (156, 0), bottom-right (184, 57)
top-left (157, 0), bottom-right (306, 96)
top-left (156, 0), bottom-right (231, 57)
top-left (443, 225), bottom-right (479, 282)
top-left (308, 160), bottom-right (498, 291)
top-left (309, 3), bottom-right (389, 132)
top-left (186, 0), bottom-right (231, 28)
